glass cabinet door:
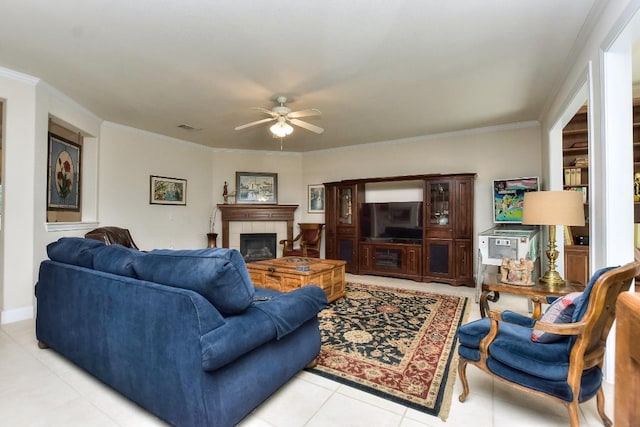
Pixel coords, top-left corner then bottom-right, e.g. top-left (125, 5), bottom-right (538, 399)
top-left (429, 182), bottom-right (450, 225)
top-left (338, 187), bottom-right (353, 224)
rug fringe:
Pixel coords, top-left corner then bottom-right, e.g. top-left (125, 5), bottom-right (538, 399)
top-left (437, 296), bottom-right (471, 421)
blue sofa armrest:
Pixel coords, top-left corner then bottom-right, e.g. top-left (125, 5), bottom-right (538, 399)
top-left (200, 286), bottom-right (327, 372)
top-left (252, 286), bottom-right (327, 339)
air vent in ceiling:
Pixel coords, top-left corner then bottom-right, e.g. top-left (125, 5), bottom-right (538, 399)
top-left (177, 123), bottom-right (202, 131)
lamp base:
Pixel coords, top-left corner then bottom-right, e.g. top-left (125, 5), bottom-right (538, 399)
top-left (539, 269), bottom-right (566, 287)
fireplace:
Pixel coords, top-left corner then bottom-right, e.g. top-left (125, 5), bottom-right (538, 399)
top-left (240, 233), bottom-right (277, 262)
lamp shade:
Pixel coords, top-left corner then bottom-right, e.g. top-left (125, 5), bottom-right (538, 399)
top-left (522, 191), bottom-right (585, 226)
top-left (270, 119), bottom-right (293, 138)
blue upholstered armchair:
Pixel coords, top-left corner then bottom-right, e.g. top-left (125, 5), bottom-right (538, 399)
top-left (457, 258), bottom-right (640, 427)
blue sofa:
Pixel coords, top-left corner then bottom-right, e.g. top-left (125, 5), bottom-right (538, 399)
top-left (35, 238), bottom-right (327, 427)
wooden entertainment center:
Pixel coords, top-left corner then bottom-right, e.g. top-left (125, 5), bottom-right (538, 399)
top-left (324, 173), bottom-right (475, 286)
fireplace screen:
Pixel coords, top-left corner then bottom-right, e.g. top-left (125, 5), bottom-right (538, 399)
top-left (240, 233), bottom-right (277, 262)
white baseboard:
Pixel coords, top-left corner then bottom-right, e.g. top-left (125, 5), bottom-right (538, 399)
top-left (1, 305), bottom-right (34, 324)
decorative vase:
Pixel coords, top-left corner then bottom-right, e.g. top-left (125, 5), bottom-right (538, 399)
top-left (207, 233), bottom-right (218, 248)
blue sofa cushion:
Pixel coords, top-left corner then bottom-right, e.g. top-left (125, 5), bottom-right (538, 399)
top-left (132, 248), bottom-right (255, 315)
top-left (92, 244), bottom-right (145, 278)
top-left (487, 358), bottom-right (602, 402)
top-left (46, 237), bottom-right (105, 268)
top-left (458, 316), bottom-right (573, 381)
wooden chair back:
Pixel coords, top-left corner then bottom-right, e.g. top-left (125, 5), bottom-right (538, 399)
top-left (575, 261), bottom-right (640, 371)
top-left (281, 223), bottom-right (324, 257)
top-left (298, 223), bottom-right (323, 249)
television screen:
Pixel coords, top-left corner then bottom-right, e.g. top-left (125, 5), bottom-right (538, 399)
top-left (493, 176), bottom-right (539, 223)
top-left (360, 201), bottom-right (423, 242)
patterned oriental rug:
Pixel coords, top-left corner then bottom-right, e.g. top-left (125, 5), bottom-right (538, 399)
top-left (306, 282), bottom-right (470, 421)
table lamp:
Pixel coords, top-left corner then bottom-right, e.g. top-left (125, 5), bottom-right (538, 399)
top-left (522, 190), bottom-right (585, 286)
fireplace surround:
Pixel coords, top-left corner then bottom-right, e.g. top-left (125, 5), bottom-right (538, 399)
top-left (217, 204), bottom-right (298, 250)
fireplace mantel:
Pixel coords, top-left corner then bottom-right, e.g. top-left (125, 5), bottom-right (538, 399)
top-left (217, 204), bottom-right (298, 249)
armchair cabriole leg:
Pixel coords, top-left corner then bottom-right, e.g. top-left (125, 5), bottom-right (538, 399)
top-left (457, 358), bottom-right (469, 402)
top-left (596, 387), bottom-right (612, 427)
top-left (567, 402), bottom-right (580, 427)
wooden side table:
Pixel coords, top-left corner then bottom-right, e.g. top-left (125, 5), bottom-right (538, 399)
top-left (480, 273), bottom-right (584, 318)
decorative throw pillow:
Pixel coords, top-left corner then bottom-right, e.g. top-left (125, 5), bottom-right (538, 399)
top-left (132, 248), bottom-right (255, 315)
top-left (92, 244), bottom-right (144, 277)
top-left (46, 237), bottom-right (105, 268)
top-left (531, 292), bottom-right (582, 343)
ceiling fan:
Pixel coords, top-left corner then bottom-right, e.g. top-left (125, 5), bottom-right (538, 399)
top-left (234, 96), bottom-right (324, 137)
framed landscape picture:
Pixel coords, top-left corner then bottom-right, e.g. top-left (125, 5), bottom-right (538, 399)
top-left (236, 172), bottom-right (278, 204)
top-left (150, 175), bottom-right (187, 205)
top-left (47, 133), bottom-right (81, 211)
top-left (308, 184), bottom-right (325, 213)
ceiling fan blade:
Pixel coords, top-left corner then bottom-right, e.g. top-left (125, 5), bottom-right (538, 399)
top-left (287, 108), bottom-right (322, 119)
top-left (289, 118), bottom-right (325, 134)
top-left (251, 107), bottom-right (278, 117)
top-left (234, 117), bottom-right (275, 131)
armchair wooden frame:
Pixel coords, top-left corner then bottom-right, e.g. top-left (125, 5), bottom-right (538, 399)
top-left (458, 255), bottom-right (640, 427)
top-left (280, 223), bottom-right (324, 258)
top-left (84, 226), bottom-right (139, 250)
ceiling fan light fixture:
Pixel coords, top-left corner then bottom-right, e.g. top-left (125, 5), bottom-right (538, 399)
top-left (270, 120), bottom-right (293, 138)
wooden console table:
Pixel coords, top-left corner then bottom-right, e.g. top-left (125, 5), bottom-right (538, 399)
top-left (217, 204), bottom-right (298, 249)
top-left (480, 273), bottom-right (584, 318)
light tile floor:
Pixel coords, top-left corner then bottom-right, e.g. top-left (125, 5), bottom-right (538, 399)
top-left (0, 274), bottom-right (614, 426)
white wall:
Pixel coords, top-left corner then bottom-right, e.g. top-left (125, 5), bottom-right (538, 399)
top-left (301, 123), bottom-right (543, 234)
top-left (0, 70), bottom-right (103, 323)
top-left (0, 70), bottom-right (38, 323)
top-left (98, 123), bottom-right (214, 250)
top-left (97, 126), bottom-right (305, 250)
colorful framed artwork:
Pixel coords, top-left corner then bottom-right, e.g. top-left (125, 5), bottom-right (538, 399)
top-left (236, 172), bottom-right (278, 204)
top-left (150, 175), bottom-right (187, 205)
top-left (47, 132), bottom-right (81, 211)
top-left (308, 184), bottom-right (325, 213)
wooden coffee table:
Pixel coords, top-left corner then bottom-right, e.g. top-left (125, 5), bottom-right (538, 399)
top-left (480, 273), bottom-right (584, 318)
top-left (247, 257), bottom-right (346, 303)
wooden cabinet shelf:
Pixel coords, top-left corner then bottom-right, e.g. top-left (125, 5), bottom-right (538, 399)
top-left (562, 106), bottom-right (590, 282)
top-left (360, 242), bottom-right (422, 280)
top-left (324, 173), bottom-right (476, 286)
top-left (564, 244), bottom-right (589, 285)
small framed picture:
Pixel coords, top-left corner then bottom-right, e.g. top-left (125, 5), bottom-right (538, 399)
top-left (150, 175), bottom-right (187, 205)
top-left (236, 172), bottom-right (278, 204)
top-left (308, 184), bottom-right (325, 213)
top-left (47, 133), bottom-right (81, 211)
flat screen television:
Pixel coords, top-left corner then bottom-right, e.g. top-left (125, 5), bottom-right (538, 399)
top-left (493, 176), bottom-right (540, 224)
top-left (360, 201), bottom-right (423, 242)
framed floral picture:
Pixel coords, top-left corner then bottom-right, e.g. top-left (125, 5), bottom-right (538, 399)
top-left (150, 175), bottom-right (187, 205)
top-left (47, 133), bottom-right (81, 211)
top-left (308, 184), bottom-right (325, 213)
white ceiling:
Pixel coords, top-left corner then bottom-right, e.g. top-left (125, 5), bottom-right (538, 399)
top-left (0, 1), bottom-right (601, 152)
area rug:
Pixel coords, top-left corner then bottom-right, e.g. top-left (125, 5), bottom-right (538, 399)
top-left (306, 282), bottom-right (469, 421)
